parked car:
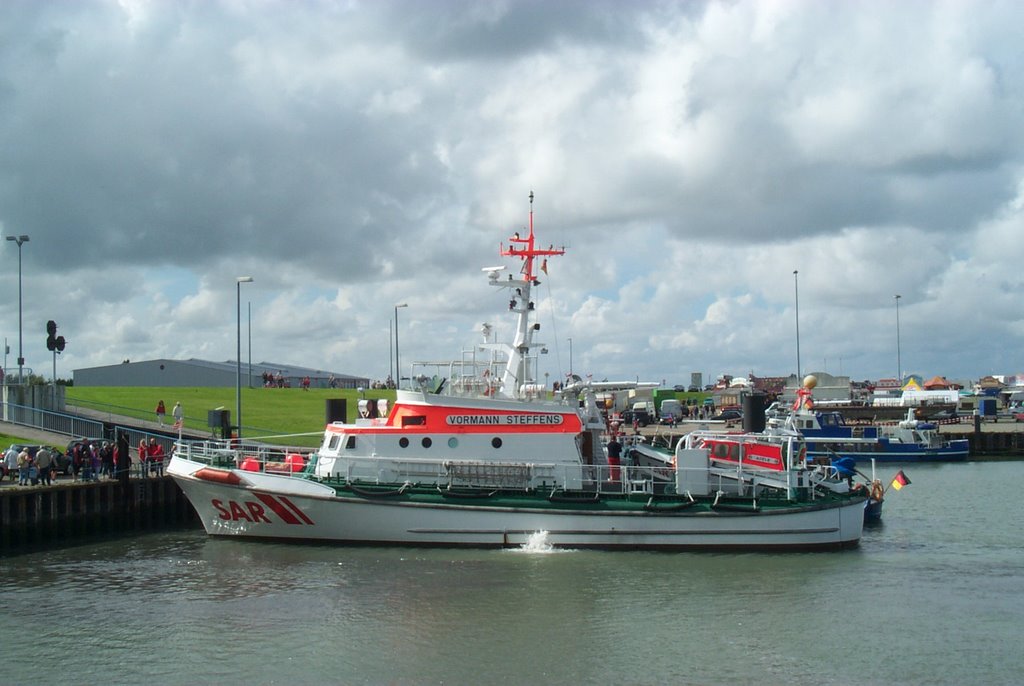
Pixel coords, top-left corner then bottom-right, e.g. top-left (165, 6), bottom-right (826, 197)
top-left (65, 437), bottom-right (109, 472)
top-left (929, 408), bottom-right (960, 421)
top-left (49, 448), bottom-right (73, 475)
top-left (712, 409), bottom-right (742, 422)
top-left (622, 401), bottom-right (655, 427)
top-left (65, 437), bottom-right (108, 455)
top-left (30, 445), bottom-right (72, 476)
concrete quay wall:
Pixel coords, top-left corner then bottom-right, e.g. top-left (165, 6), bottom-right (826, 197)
top-left (0, 478), bottom-right (198, 554)
top-left (957, 429), bottom-right (1024, 456)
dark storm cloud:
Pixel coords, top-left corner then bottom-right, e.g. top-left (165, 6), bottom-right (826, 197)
top-left (0, 1), bottom-right (453, 279)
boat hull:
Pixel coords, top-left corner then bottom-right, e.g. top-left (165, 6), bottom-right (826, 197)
top-left (169, 457), bottom-right (864, 551)
top-left (863, 498), bottom-right (883, 522)
top-left (806, 443), bottom-right (969, 463)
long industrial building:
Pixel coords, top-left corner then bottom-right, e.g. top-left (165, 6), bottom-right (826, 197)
top-left (73, 358), bottom-right (370, 389)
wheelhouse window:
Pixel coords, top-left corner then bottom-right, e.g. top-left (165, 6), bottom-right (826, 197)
top-left (402, 416), bottom-right (426, 427)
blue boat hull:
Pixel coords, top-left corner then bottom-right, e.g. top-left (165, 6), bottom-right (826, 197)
top-left (806, 442), bottom-right (969, 463)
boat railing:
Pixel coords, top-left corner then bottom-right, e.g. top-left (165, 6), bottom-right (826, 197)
top-left (173, 440), bottom-right (318, 475)
top-left (412, 356), bottom-right (504, 398)
top-left (173, 440), bottom-right (844, 500)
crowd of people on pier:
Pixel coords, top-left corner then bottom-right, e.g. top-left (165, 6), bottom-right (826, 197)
top-left (4, 437), bottom-right (171, 487)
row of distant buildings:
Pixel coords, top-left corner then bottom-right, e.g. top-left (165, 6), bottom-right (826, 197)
top-left (708, 372), bottom-right (1024, 409)
top-left (68, 359), bottom-right (1024, 411)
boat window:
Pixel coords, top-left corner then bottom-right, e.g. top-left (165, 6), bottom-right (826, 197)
top-left (402, 416), bottom-right (426, 427)
top-left (399, 437), bottom-right (409, 448)
top-left (491, 437), bottom-right (502, 449)
top-left (448, 437), bottom-right (458, 449)
top-left (328, 435), bottom-right (340, 450)
top-left (345, 435), bottom-right (356, 450)
top-left (421, 437), bottom-right (432, 448)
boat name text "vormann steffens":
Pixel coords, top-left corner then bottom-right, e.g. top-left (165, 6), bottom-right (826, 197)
top-left (446, 414), bottom-right (564, 426)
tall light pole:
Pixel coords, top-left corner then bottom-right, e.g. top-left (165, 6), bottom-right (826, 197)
top-left (568, 337), bottom-right (573, 378)
top-left (6, 234), bottom-right (29, 383)
top-left (247, 301), bottom-right (252, 389)
top-left (394, 303), bottom-right (408, 387)
top-left (236, 276), bottom-right (253, 440)
top-left (895, 294), bottom-right (902, 384)
top-left (794, 270), bottom-right (801, 381)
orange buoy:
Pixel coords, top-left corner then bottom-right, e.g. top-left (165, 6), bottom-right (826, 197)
top-left (285, 453), bottom-right (306, 472)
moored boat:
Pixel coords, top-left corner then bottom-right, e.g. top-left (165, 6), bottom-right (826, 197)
top-left (169, 196), bottom-right (866, 550)
top-left (771, 378), bottom-right (969, 464)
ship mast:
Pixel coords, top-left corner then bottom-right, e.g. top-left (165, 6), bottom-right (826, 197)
top-left (494, 191), bottom-right (565, 398)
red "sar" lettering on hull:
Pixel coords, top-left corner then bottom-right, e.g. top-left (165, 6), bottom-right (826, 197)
top-left (212, 494), bottom-right (315, 525)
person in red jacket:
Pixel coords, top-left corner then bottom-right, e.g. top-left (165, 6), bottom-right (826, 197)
top-left (148, 440), bottom-right (166, 477)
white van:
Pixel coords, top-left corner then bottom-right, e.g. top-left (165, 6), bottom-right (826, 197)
top-left (658, 399), bottom-right (684, 424)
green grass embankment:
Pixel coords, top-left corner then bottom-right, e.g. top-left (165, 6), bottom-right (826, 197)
top-left (65, 386), bottom-right (395, 447)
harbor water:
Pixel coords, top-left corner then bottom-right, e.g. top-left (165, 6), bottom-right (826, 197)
top-left (2, 461), bottom-right (1022, 685)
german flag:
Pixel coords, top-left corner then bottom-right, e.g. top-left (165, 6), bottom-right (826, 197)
top-left (890, 470), bottom-right (911, 491)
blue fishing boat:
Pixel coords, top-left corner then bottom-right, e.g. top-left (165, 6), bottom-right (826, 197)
top-left (772, 377), bottom-right (969, 464)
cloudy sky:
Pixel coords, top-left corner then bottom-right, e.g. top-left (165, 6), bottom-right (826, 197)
top-left (2, 0), bottom-right (1022, 389)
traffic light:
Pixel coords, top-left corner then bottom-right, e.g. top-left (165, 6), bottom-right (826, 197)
top-left (46, 320), bottom-right (66, 353)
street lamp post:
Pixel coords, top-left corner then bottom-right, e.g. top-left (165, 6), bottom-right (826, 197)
top-left (895, 294), bottom-right (902, 384)
top-left (568, 337), bottom-right (573, 378)
top-left (394, 303), bottom-right (408, 388)
top-left (247, 301), bottom-right (252, 388)
top-left (5, 234), bottom-right (30, 383)
top-left (793, 270), bottom-right (801, 381)
top-left (236, 276), bottom-right (253, 440)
